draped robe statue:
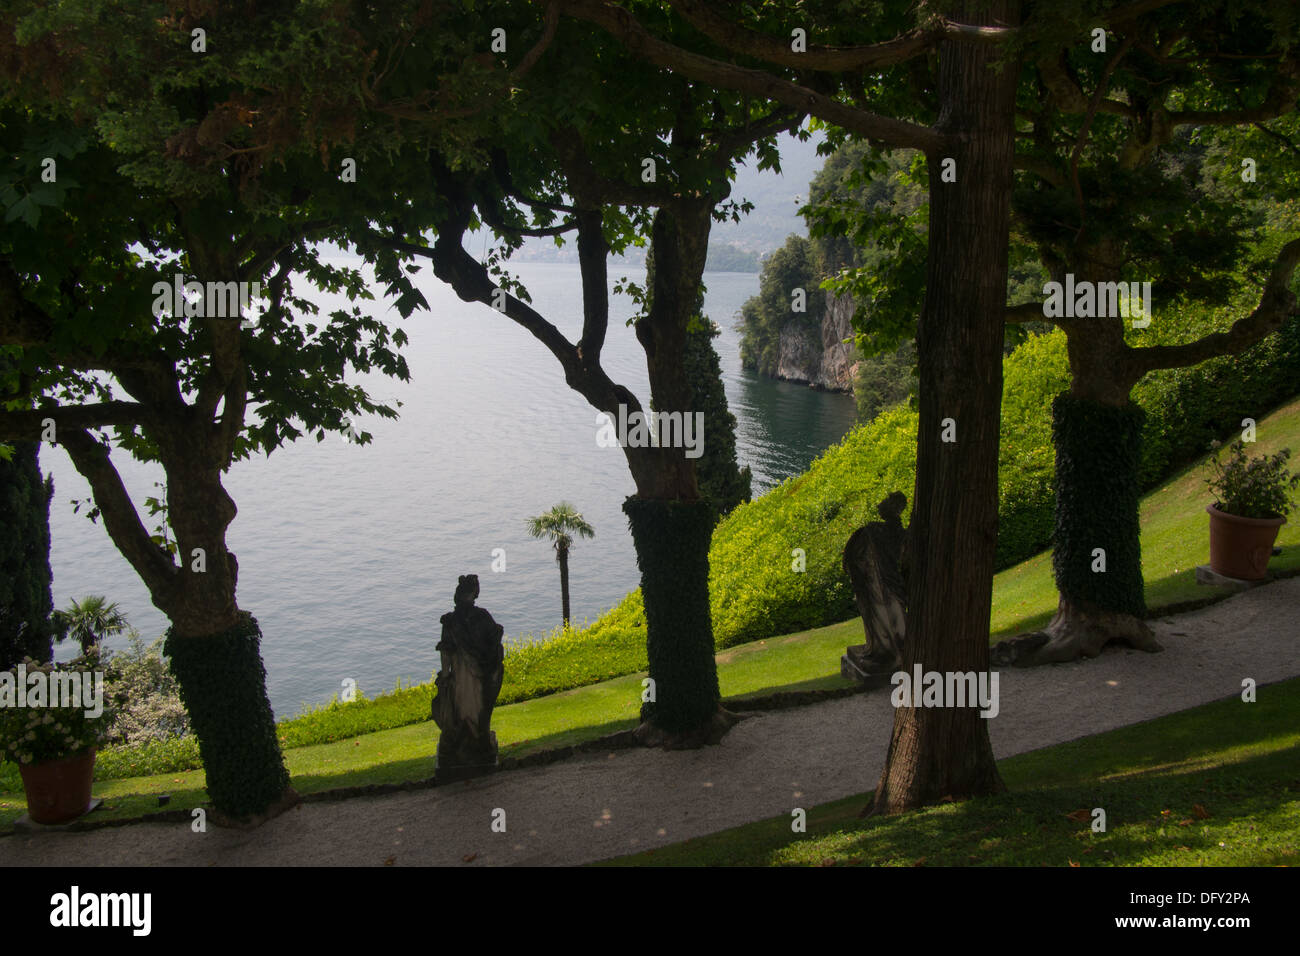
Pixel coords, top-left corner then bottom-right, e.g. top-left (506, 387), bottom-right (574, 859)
top-left (841, 491), bottom-right (909, 681)
top-left (432, 575), bottom-right (505, 781)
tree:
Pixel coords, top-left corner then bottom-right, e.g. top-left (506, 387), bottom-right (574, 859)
top-left (553, 0), bottom-right (1021, 810)
top-left (0, 367), bottom-right (54, 668)
top-left (351, 5), bottom-right (802, 745)
top-left (52, 595), bottom-right (127, 657)
top-left (0, 0), bottom-right (484, 822)
top-left (992, 7), bottom-right (1300, 663)
top-left (683, 315), bottom-right (752, 519)
top-left (526, 502), bottom-right (595, 625)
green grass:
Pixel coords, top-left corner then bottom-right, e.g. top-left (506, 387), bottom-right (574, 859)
top-left (598, 677), bottom-right (1300, 866)
top-left (3, 399), bottom-right (1296, 836)
top-left (989, 396), bottom-right (1300, 642)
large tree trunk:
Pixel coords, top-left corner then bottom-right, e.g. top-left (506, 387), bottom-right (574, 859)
top-left (0, 437), bottom-right (55, 668)
top-left (1000, 244), bottom-right (1162, 664)
top-left (993, 392), bottom-right (1162, 665)
top-left (165, 612), bottom-right (295, 826)
top-left (62, 428), bottom-right (295, 825)
top-left (160, 459), bottom-right (296, 825)
top-left (871, 0), bottom-right (1018, 814)
top-left (624, 199), bottom-right (738, 747)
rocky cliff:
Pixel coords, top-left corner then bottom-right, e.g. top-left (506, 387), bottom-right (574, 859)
top-left (771, 291), bottom-right (859, 392)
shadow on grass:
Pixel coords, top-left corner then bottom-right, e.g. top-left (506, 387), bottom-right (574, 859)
top-left (599, 680), bottom-right (1300, 866)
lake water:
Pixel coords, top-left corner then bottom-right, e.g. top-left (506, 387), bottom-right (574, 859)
top-left (42, 260), bottom-right (856, 718)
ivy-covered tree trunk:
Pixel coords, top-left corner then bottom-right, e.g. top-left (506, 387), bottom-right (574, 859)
top-left (871, 0), bottom-right (1017, 814)
top-left (60, 425), bottom-right (295, 826)
top-left (995, 244), bottom-right (1164, 664)
top-left (624, 497), bottom-right (732, 744)
top-left (996, 394), bottom-right (1162, 665)
top-left (165, 613), bottom-right (292, 823)
top-left (0, 438), bottom-right (55, 668)
top-left (624, 199), bottom-right (739, 746)
top-left (683, 316), bottom-right (752, 521)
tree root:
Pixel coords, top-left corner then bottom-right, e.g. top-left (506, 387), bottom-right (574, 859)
top-left (209, 785), bottom-right (302, 830)
top-left (991, 601), bottom-right (1163, 667)
top-left (632, 705), bottom-right (746, 750)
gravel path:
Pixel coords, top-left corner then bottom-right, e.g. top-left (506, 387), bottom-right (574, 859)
top-left (3, 578), bottom-right (1297, 867)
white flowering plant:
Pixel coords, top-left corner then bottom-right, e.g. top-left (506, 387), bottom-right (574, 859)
top-left (0, 654), bottom-right (114, 766)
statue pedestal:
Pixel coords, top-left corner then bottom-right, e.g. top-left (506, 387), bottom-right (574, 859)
top-left (840, 646), bottom-right (897, 689)
top-left (435, 732), bottom-right (499, 784)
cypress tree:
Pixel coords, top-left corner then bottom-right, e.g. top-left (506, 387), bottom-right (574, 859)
top-left (0, 437), bottom-right (56, 668)
top-left (646, 248), bottom-right (752, 522)
top-left (684, 313), bottom-right (752, 521)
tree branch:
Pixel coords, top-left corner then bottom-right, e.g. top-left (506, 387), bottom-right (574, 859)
top-left (664, 0), bottom-right (945, 72)
top-left (56, 428), bottom-right (179, 611)
top-left (0, 402), bottom-right (151, 442)
top-left (553, 0), bottom-right (946, 153)
top-left (1006, 302), bottom-right (1047, 324)
top-left (1128, 237), bottom-right (1300, 374)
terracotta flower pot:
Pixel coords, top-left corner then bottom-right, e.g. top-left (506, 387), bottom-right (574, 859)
top-left (18, 747), bottom-right (97, 825)
top-left (1206, 504), bottom-right (1285, 581)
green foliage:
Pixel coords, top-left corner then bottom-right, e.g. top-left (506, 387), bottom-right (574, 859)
top-left (497, 612), bottom-right (648, 704)
top-left (102, 631), bottom-right (189, 746)
top-left (1206, 441), bottom-right (1300, 520)
top-left (0, 652), bottom-right (113, 765)
top-left (52, 595), bottom-right (127, 657)
top-left (0, 432), bottom-right (54, 669)
top-left (739, 233), bottom-right (825, 374)
top-left (705, 241), bottom-right (760, 273)
top-left (685, 318), bottom-right (752, 518)
top-left (163, 614), bottom-right (289, 820)
top-left (1135, 298), bottom-right (1300, 487)
top-left (1051, 395), bottom-right (1147, 615)
top-left (525, 502), bottom-right (595, 554)
top-left (853, 341), bottom-right (916, 423)
top-left (93, 735), bottom-right (202, 781)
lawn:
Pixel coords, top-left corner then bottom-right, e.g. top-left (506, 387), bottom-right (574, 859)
top-left (2, 398), bottom-right (1297, 835)
top-left (598, 677), bottom-right (1300, 866)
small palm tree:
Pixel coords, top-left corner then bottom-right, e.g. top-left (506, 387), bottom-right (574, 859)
top-left (53, 595), bottom-right (128, 655)
top-left (526, 502), bottom-right (595, 626)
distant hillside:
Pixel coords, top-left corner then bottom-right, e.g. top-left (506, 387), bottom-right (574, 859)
top-left (710, 129), bottom-right (826, 255)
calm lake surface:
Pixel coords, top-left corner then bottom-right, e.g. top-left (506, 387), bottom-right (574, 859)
top-left (44, 260), bottom-right (856, 718)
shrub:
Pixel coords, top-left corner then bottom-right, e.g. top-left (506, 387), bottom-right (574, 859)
top-left (102, 631), bottom-right (189, 746)
top-left (0, 652), bottom-right (113, 765)
top-left (1207, 441), bottom-right (1300, 519)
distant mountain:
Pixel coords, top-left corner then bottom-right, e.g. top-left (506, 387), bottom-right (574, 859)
top-left (711, 129), bottom-right (826, 255)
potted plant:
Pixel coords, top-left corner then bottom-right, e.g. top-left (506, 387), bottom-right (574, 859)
top-left (0, 653), bottom-right (112, 824)
top-left (1205, 440), bottom-right (1300, 580)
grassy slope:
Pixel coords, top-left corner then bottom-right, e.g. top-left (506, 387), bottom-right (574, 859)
top-left (990, 397), bottom-right (1300, 639)
top-left (2, 399), bottom-right (1296, 834)
top-left (599, 677), bottom-right (1300, 867)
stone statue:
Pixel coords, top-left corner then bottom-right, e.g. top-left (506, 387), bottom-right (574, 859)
top-left (841, 491), bottom-right (909, 681)
top-left (432, 574), bottom-right (505, 781)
